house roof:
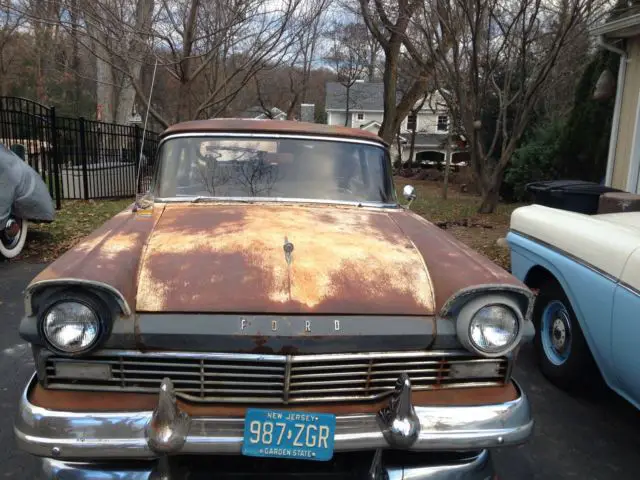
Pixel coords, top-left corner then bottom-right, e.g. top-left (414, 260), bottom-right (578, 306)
top-left (237, 106), bottom-right (286, 119)
top-left (325, 82), bottom-right (385, 111)
top-left (326, 82), bottom-right (449, 113)
top-left (591, 12), bottom-right (640, 38)
top-left (161, 119), bottom-right (388, 146)
top-left (358, 120), bottom-right (382, 130)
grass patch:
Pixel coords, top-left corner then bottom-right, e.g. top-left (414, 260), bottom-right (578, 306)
top-left (15, 180), bottom-right (522, 268)
top-left (396, 179), bottom-right (523, 269)
top-left (20, 199), bottom-right (133, 262)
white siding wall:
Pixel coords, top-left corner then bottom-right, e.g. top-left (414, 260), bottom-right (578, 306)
top-left (328, 109), bottom-right (449, 135)
top-left (327, 111), bottom-right (348, 127)
top-left (401, 112), bottom-right (449, 134)
top-left (351, 111), bottom-right (384, 128)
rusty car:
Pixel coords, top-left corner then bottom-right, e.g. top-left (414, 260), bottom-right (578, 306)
top-left (14, 119), bottom-right (534, 479)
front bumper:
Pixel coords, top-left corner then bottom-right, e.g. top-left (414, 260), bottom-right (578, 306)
top-left (15, 374), bottom-right (532, 459)
top-left (40, 450), bottom-right (494, 479)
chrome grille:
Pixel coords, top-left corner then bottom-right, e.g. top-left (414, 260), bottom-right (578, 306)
top-left (43, 350), bottom-right (510, 404)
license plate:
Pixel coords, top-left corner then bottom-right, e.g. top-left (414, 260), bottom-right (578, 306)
top-left (242, 408), bottom-right (336, 461)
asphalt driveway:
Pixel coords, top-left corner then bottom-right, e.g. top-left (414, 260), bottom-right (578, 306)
top-left (1, 261), bottom-right (640, 479)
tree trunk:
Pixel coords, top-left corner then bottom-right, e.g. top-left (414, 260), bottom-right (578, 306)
top-left (478, 187), bottom-right (500, 213)
top-left (378, 53), bottom-right (398, 143)
top-left (367, 50), bottom-right (376, 82)
top-left (87, 21), bottom-right (116, 122)
top-left (344, 85), bottom-right (350, 127)
top-left (116, 80), bottom-right (136, 125)
top-left (407, 123), bottom-right (417, 170)
top-left (477, 168), bottom-right (506, 213)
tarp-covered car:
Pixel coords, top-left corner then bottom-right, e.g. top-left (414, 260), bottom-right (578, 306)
top-left (15, 120), bottom-right (534, 479)
top-left (0, 144), bottom-right (54, 258)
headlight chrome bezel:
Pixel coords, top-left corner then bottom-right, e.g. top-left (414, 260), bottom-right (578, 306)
top-left (456, 294), bottom-right (524, 358)
top-left (39, 292), bottom-right (110, 356)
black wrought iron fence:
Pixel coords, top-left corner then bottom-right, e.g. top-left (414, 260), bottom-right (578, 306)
top-left (0, 97), bottom-right (160, 209)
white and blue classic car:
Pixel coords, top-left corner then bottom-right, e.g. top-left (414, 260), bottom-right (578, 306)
top-left (508, 205), bottom-right (640, 408)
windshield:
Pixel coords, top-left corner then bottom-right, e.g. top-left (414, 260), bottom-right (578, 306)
top-left (153, 136), bottom-right (395, 204)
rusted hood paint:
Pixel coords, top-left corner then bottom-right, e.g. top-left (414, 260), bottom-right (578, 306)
top-left (136, 205), bottom-right (435, 314)
top-left (30, 202), bottom-right (525, 317)
top-left (29, 204), bottom-right (165, 311)
top-left (390, 211), bottom-right (525, 310)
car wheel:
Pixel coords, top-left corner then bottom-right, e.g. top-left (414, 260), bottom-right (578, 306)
top-left (0, 217), bottom-right (28, 259)
top-left (533, 280), bottom-right (595, 388)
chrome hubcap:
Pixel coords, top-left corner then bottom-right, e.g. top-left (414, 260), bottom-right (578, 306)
top-left (541, 300), bottom-right (573, 365)
top-left (551, 317), bottom-right (567, 351)
top-left (2, 218), bottom-right (22, 249)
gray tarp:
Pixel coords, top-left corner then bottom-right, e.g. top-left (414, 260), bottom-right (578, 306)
top-left (0, 144), bottom-right (55, 229)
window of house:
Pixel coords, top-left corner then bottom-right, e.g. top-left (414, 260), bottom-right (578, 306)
top-left (406, 114), bottom-right (417, 131)
top-left (356, 112), bottom-right (365, 121)
top-left (437, 115), bottom-right (449, 132)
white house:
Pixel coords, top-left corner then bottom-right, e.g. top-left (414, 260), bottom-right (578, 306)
top-left (324, 81), bottom-right (466, 165)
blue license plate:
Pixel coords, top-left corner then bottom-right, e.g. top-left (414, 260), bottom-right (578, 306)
top-left (242, 408), bottom-right (336, 461)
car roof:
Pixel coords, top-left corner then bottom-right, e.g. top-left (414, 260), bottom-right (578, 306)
top-left (159, 119), bottom-right (388, 146)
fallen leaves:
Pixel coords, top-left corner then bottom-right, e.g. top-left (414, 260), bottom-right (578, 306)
top-left (395, 178), bottom-right (522, 270)
top-left (18, 199), bottom-right (133, 263)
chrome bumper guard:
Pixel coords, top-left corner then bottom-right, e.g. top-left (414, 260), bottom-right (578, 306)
top-left (16, 373), bottom-right (533, 460)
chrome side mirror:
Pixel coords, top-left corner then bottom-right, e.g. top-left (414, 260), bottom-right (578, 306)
top-left (403, 185), bottom-right (417, 208)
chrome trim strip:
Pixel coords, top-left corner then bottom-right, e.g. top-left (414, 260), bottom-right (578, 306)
top-left (439, 283), bottom-right (535, 319)
top-left (619, 280), bottom-right (640, 297)
top-left (53, 348), bottom-right (480, 362)
top-left (154, 196), bottom-right (399, 208)
top-left (38, 450), bottom-right (492, 480)
top-left (25, 279), bottom-right (132, 317)
top-left (159, 131), bottom-right (387, 149)
top-left (511, 230), bottom-right (640, 297)
top-left (509, 229), bottom-right (619, 284)
top-left (15, 374), bottom-right (533, 459)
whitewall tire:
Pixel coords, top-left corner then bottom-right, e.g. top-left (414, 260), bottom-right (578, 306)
top-left (0, 218), bottom-right (28, 259)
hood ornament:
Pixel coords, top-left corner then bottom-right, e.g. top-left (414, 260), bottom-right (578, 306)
top-left (283, 237), bottom-right (294, 265)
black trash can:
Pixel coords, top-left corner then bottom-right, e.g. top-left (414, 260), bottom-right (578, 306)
top-left (525, 180), bottom-right (622, 214)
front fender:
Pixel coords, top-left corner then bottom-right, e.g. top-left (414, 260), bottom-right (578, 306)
top-left (506, 231), bottom-right (617, 387)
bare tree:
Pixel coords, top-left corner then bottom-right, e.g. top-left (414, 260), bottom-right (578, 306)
top-left (357, 0), bottom-right (454, 143)
top-left (77, 0), bottom-right (153, 123)
top-left (414, 0), bottom-right (607, 212)
top-left (0, 2), bottom-right (26, 96)
top-left (255, 0), bottom-right (332, 120)
top-left (14, 0), bottom-right (303, 126)
top-left (325, 21), bottom-right (369, 126)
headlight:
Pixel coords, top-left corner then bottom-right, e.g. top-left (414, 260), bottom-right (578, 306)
top-left (43, 301), bottom-right (101, 353)
top-left (469, 305), bottom-right (519, 353)
top-left (455, 295), bottom-right (524, 357)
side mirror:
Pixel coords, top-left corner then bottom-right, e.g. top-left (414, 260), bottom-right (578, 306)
top-left (403, 185), bottom-right (417, 208)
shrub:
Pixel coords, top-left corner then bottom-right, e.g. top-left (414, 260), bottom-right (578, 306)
top-left (503, 120), bottom-right (564, 201)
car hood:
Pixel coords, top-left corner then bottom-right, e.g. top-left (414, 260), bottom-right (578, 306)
top-left (136, 204), bottom-right (436, 315)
